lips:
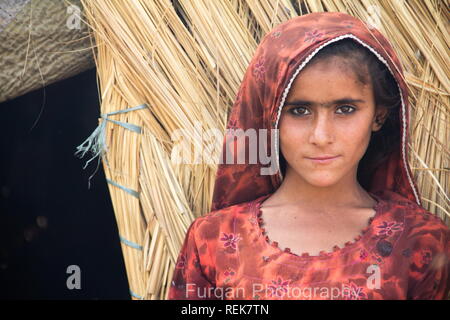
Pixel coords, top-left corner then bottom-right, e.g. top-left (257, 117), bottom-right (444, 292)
top-left (306, 155), bottom-right (340, 164)
top-left (307, 155), bottom-right (339, 160)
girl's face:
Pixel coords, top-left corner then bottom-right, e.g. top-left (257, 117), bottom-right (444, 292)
top-left (279, 56), bottom-right (387, 187)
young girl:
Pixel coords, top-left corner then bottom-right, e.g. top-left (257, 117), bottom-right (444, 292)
top-left (168, 12), bottom-right (449, 300)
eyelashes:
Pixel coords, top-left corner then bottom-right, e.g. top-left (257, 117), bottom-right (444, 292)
top-left (287, 105), bottom-right (356, 116)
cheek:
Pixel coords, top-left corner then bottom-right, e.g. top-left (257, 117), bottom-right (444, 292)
top-left (336, 118), bottom-right (373, 156)
top-left (279, 118), bottom-right (306, 156)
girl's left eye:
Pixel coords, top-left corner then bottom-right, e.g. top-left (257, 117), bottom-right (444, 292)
top-left (336, 105), bottom-right (356, 114)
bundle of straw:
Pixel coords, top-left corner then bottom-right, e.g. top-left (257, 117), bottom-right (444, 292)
top-left (78, 0), bottom-right (449, 300)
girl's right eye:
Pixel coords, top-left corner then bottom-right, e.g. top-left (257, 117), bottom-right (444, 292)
top-left (288, 106), bottom-right (311, 116)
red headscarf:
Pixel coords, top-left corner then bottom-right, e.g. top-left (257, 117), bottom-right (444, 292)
top-left (211, 11), bottom-right (421, 212)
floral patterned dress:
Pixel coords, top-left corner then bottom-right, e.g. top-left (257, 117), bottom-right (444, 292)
top-left (169, 190), bottom-right (449, 300)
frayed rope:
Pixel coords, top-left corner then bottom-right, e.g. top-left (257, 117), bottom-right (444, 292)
top-left (74, 103), bottom-right (148, 188)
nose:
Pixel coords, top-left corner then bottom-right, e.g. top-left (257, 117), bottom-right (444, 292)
top-left (308, 111), bottom-right (334, 146)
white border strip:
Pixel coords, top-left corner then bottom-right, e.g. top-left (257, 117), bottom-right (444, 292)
top-left (273, 34), bottom-right (421, 205)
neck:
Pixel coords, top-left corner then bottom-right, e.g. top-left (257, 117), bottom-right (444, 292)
top-left (272, 166), bottom-right (376, 211)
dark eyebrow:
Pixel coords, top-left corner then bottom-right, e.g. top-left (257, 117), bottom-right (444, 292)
top-left (284, 98), bottom-right (365, 107)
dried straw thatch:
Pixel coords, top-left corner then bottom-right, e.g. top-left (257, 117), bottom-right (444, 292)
top-left (77, 0), bottom-right (449, 300)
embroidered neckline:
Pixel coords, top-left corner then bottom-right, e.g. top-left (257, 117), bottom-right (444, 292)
top-left (253, 192), bottom-right (385, 259)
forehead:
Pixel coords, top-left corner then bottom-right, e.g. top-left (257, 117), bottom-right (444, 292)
top-left (287, 57), bottom-right (373, 101)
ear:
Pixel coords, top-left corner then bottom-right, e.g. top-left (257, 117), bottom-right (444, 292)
top-left (372, 106), bottom-right (389, 132)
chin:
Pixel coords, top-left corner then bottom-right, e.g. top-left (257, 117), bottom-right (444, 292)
top-left (296, 171), bottom-right (342, 188)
